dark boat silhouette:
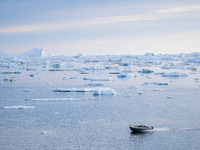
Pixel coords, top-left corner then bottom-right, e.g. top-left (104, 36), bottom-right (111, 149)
top-left (129, 124), bottom-right (153, 133)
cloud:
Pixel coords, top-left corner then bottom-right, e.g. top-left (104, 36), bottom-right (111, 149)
top-left (0, 4), bottom-right (200, 33)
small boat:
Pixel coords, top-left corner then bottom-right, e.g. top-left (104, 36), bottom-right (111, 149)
top-left (129, 124), bottom-right (153, 133)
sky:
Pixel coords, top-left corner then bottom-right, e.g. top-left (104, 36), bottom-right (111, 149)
top-left (0, 0), bottom-right (200, 56)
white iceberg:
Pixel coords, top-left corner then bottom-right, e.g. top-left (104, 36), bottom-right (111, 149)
top-left (93, 87), bottom-right (117, 96)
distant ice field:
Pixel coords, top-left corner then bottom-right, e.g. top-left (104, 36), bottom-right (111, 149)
top-left (0, 53), bottom-right (200, 150)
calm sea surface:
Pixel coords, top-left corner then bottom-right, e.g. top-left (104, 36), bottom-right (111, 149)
top-left (0, 63), bottom-right (200, 150)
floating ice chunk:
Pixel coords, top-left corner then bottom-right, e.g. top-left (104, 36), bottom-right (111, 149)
top-left (63, 76), bottom-right (69, 80)
top-left (117, 73), bottom-right (133, 78)
top-left (0, 71), bottom-right (22, 74)
top-left (161, 62), bottom-right (175, 69)
top-left (90, 77), bottom-right (113, 81)
top-left (138, 69), bottom-right (153, 74)
top-left (166, 96), bottom-right (176, 99)
top-left (125, 94), bottom-right (132, 97)
top-left (25, 98), bottom-right (93, 101)
top-left (144, 82), bottom-right (168, 85)
top-left (129, 85), bottom-right (137, 89)
top-left (53, 88), bottom-right (93, 92)
top-left (51, 64), bottom-right (60, 68)
top-left (29, 74), bottom-right (35, 77)
top-left (46, 82), bottom-right (51, 85)
top-left (2, 105), bottom-right (36, 109)
top-left (138, 92), bottom-right (143, 95)
top-left (22, 89), bottom-right (31, 92)
top-left (88, 83), bottom-right (104, 87)
top-left (161, 72), bottom-right (188, 77)
top-left (93, 87), bottom-right (117, 96)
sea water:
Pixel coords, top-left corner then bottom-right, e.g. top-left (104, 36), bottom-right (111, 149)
top-left (0, 55), bottom-right (200, 150)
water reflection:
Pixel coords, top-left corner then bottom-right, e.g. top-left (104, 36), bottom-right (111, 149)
top-left (130, 131), bottom-right (153, 137)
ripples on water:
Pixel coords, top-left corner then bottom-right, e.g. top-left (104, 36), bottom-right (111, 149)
top-left (0, 56), bottom-right (200, 150)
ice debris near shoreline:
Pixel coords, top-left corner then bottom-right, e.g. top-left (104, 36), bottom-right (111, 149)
top-left (53, 87), bottom-right (117, 96)
top-left (2, 105), bottom-right (36, 109)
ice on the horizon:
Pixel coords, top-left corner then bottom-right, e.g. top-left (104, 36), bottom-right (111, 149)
top-left (2, 106), bottom-right (36, 109)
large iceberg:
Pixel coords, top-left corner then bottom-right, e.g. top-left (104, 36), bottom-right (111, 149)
top-left (19, 48), bottom-right (53, 58)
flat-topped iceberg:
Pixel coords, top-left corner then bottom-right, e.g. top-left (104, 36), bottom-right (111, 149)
top-left (53, 87), bottom-right (117, 96)
top-left (162, 72), bottom-right (188, 77)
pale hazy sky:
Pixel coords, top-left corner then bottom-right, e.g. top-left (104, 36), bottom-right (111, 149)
top-left (0, 0), bottom-right (200, 55)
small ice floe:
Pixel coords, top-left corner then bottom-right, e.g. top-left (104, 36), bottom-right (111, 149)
top-left (138, 92), bottom-right (143, 95)
top-left (2, 105), bottom-right (36, 109)
top-left (109, 72), bottom-right (120, 74)
top-left (93, 87), bottom-right (117, 96)
top-left (83, 77), bottom-right (113, 81)
top-left (46, 82), bottom-right (51, 85)
top-left (89, 77), bottom-right (113, 81)
top-left (166, 96), bottom-right (176, 99)
top-left (129, 85), bottom-right (137, 89)
top-left (29, 74), bottom-right (35, 77)
top-left (53, 88), bottom-right (93, 92)
top-left (88, 83), bottom-right (104, 87)
top-left (144, 82), bottom-right (168, 85)
top-left (125, 94), bottom-right (132, 97)
top-left (25, 98), bottom-right (93, 101)
top-left (117, 73), bottom-right (133, 78)
top-left (63, 76), bottom-right (69, 80)
top-left (0, 71), bottom-right (22, 74)
top-left (161, 72), bottom-right (188, 78)
top-left (153, 89), bottom-right (166, 91)
top-left (138, 69), bottom-right (154, 74)
top-left (22, 89), bottom-right (31, 92)
top-left (161, 62), bottom-right (175, 69)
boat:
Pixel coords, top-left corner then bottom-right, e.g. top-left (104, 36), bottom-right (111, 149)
top-left (129, 124), bottom-right (153, 133)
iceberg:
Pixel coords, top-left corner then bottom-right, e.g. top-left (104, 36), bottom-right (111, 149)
top-left (138, 69), bottom-right (154, 74)
top-left (93, 87), bottom-right (117, 96)
top-left (53, 87), bottom-right (117, 96)
top-left (162, 72), bottom-right (188, 77)
top-left (19, 48), bottom-right (53, 58)
top-left (144, 82), bottom-right (168, 85)
top-left (117, 73), bottom-right (133, 78)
